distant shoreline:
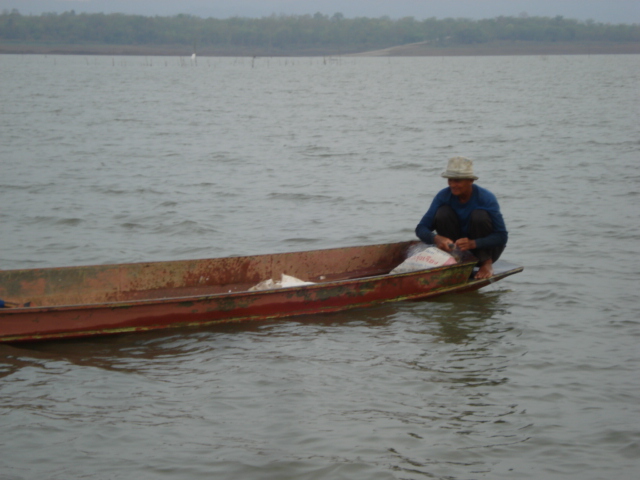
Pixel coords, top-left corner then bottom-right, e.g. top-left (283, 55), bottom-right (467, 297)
top-left (1, 41), bottom-right (639, 57)
top-left (354, 40), bottom-right (640, 56)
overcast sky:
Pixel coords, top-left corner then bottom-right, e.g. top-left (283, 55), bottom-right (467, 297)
top-left (2, 0), bottom-right (639, 24)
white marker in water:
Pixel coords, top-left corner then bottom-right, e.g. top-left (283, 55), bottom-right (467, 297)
top-left (191, 53), bottom-right (196, 60)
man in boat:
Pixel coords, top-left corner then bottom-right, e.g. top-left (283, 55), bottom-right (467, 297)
top-left (415, 156), bottom-right (508, 279)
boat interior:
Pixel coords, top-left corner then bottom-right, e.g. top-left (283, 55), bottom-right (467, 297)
top-left (1, 242), bottom-right (419, 308)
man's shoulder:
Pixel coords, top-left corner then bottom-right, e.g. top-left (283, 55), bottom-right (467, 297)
top-left (435, 187), bottom-right (452, 199)
top-left (474, 184), bottom-right (498, 199)
top-left (473, 184), bottom-right (500, 206)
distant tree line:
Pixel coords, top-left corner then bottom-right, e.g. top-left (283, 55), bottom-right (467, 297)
top-left (1, 9), bottom-right (638, 52)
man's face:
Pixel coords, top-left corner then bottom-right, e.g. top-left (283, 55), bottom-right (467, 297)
top-left (447, 178), bottom-right (474, 198)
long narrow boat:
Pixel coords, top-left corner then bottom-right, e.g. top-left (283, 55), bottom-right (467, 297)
top-left (0, 241), bottom-right (522, 343)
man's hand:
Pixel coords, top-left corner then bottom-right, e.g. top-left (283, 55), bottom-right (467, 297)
top-left (434, 235), bottom-right (453, 252)
top-left (454, 238), bottom-right (476, 252)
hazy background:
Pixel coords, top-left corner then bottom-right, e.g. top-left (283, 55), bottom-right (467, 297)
top-left (2, 0), bottom-right (639, 23)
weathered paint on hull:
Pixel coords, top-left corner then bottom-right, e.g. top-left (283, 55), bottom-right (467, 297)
top-left (0, 242), bottom-right (523, 343)
top-left (1, 264), bottom-right (475, 342)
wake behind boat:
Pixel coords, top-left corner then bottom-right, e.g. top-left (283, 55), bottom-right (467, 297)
top-left (0, 241), bottom-right (522, 343)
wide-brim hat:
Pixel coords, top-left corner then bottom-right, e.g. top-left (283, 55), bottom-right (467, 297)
top-left (441, 156), bottom-right (478, 180)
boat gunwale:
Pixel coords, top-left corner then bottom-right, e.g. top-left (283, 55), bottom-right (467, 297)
top-left (1, 240), bottom-right (418, 275)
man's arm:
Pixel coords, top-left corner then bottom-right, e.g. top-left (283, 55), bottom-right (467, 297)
top-left (415, 195), bottom-right (442, 244)
top-left (473, 190), bottom-right (508, 249)
top-left (415, 222), bottom-right (435, 244)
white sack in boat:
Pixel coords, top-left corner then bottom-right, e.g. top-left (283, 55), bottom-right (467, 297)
top-left (249, 274), bottom-right (315, 291)
top-left (390, 246), bottom-right (456, 274)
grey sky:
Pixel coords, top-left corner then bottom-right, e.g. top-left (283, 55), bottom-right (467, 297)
top-left (2, 0), bottom-right (639, 24)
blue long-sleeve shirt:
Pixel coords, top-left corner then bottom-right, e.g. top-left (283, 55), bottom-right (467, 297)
top-left (415, 184), bottom-right (508, 249)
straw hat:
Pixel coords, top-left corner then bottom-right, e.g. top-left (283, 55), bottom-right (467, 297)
top-left (441, 156), bottom-right (478, 180)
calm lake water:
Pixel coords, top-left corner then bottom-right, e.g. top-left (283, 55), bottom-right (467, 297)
top-left (1, 53), bottom-right (639, 480)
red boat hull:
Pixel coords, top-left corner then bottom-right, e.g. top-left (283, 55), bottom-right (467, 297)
top-left (0, 242), bottom-right (522, 342)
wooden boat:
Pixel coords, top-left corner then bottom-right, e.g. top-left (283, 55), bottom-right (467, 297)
top-left (0, 241), bottom-right (522, 343)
